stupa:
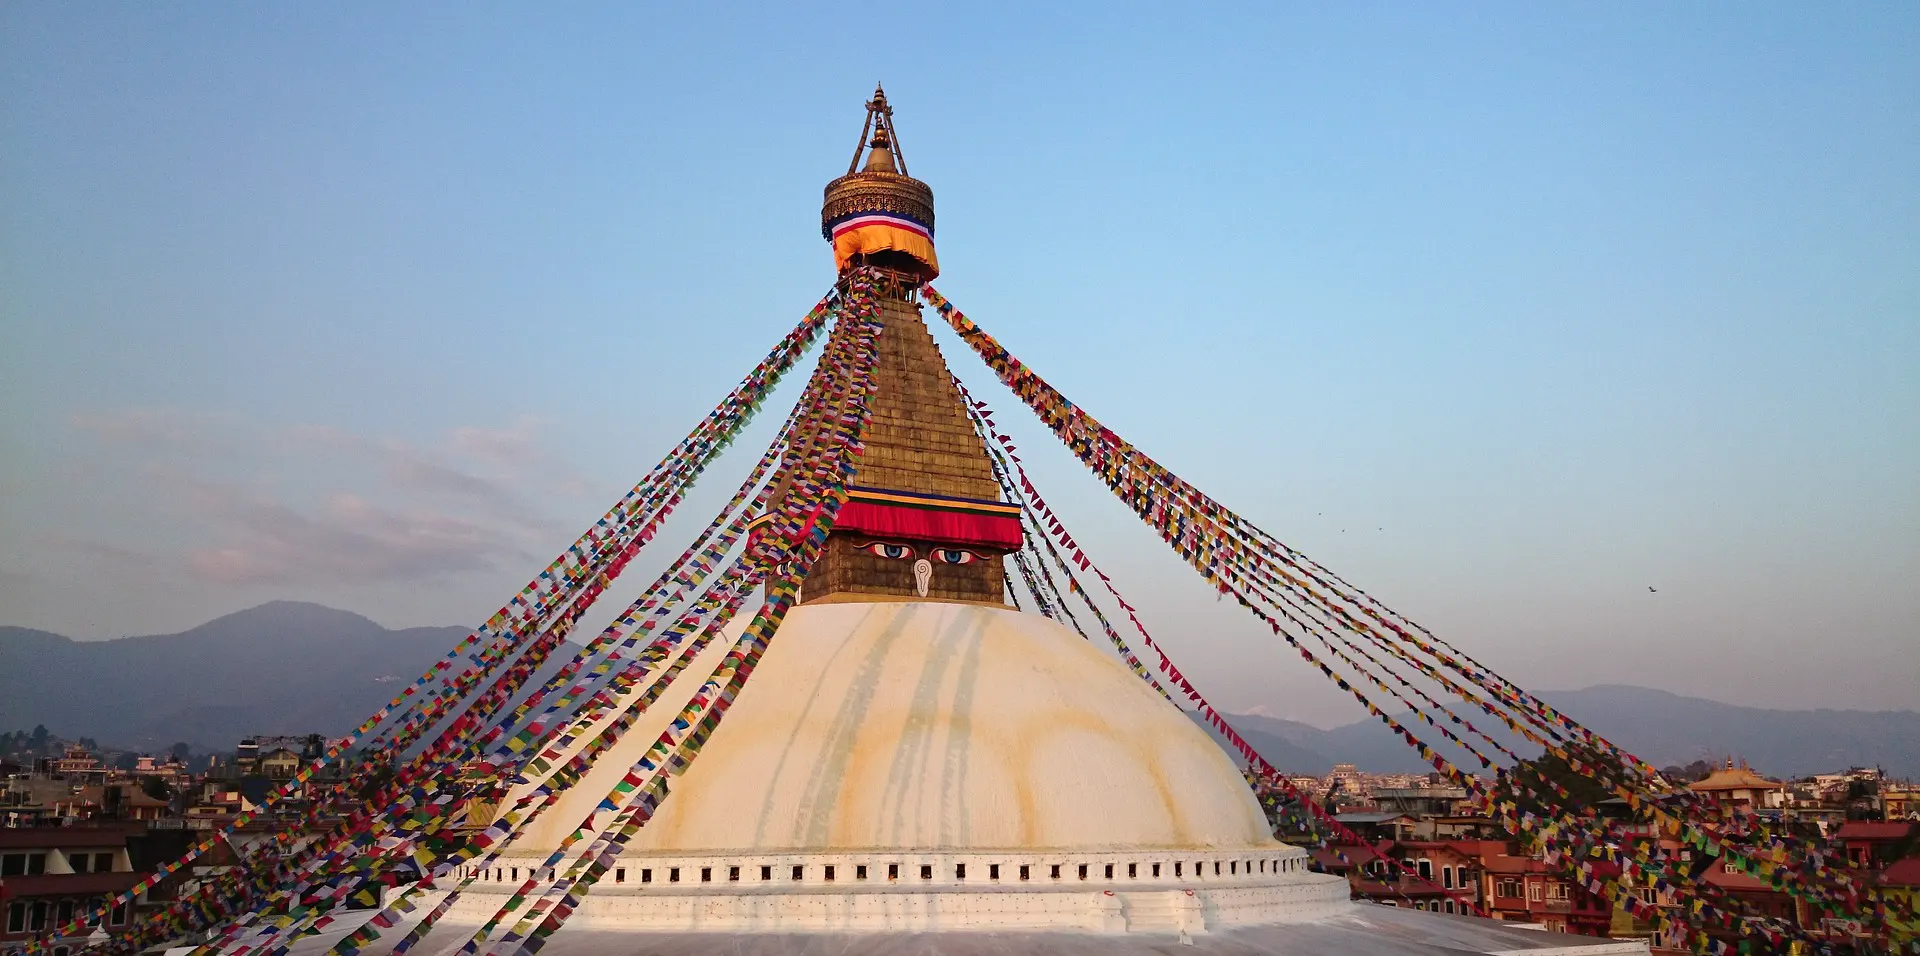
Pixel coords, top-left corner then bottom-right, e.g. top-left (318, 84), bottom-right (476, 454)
top-left (284, 88), bottom-right (1648, 956)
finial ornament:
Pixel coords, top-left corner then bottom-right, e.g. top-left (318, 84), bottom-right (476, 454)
top-left (847, 82), bottom-right (906, 176)
top-left (823, 86), bottom-right (938, 279)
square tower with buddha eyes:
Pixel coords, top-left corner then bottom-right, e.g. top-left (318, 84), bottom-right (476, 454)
top-left (769, 85), bottom-right (1020, 606)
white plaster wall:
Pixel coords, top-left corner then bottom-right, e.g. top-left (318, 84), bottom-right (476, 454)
top-left (517, 601), bottom-right (1276, 854)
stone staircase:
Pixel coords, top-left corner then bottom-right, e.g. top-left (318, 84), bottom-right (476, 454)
top-left (1120, 889), bottom-right (1206, 936)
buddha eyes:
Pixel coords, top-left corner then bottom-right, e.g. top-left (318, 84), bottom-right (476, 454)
top-left (860, 543), bottom-right (980, 564)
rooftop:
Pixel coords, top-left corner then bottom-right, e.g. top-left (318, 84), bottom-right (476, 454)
top-left (1686, 761), bottom-right (1783, 793)
top-left (1879, 858), bottom-right (1920, 887)
top-left (0, 825), bottom-right (137, 849)
top-left (1335, 812), bottom-right (1415, 824)
top-left (1834, 821), bottom-right (1914, 842)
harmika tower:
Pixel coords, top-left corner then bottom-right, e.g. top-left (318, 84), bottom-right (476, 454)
top-left (769, 85), bottom-right (1021, 607)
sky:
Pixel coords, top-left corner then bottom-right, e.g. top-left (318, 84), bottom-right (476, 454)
top-left (2, 4), bottom-right (1915, 726)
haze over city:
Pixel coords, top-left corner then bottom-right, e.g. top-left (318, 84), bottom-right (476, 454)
top-left (4, 4), bottom-right (1915, 728)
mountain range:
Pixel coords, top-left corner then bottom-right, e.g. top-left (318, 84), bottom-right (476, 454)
top-left (3, 602), bottom-right (1914, 778)
top-left (0, 602), bottom-right (466, 751)
top-left (1194, 684), bottom-right (1920, 779)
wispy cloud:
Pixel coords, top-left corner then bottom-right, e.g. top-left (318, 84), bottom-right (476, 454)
top-left (282, 423), bottom-right (511, 502)
top-left (181, 487), bottom-right (519, 586)
top-left (449, 417), bottom-right (545, 466)
top-left (68, 407), bottom-right (233, 452)
top-left (45, 408), bottom-right (589, 590)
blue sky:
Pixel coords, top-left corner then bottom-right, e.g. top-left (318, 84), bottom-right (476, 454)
top-left (3, 4), bottom-right (1914, 724)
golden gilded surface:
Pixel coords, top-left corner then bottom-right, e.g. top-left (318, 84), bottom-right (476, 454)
top-left (821, 171), bottom-right (935, 238)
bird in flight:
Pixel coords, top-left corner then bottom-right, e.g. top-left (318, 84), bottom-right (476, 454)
top-left (1648, 586), bottom-right (1658, 593)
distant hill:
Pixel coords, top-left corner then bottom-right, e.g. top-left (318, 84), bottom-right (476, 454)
top-left (7, 603), bottom-right (1915, 778)
top-left (1202, 686), bottom-right (1920, 779)
top-left (0, 602), bottom-right (469, 751)
top-left (1187, 711), bottom-right (1337, 774)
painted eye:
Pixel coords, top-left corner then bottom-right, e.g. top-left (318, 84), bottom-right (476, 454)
top-left (864, 542), bottom-right (913, 560)
top-left (933, 549), bottom-right (976, 565)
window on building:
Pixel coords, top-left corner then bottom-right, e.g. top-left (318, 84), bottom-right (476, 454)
top-left (700, 867), bottom-right (712, 883)
top-left (888, 864), bottom-right (898, 880)
top-left (823, 866), bottom-right (834, 882)
top-left (110, 901), bottom-right (129, 926)
top-left (855, 865), bottom-right (866, 880)
top-left (1019, 865), bottom-right (1030, 881)
top-left (920, 865), bottom-right (932, 880)
top-left (1444, 901), bottom-right (1456, 914)
top-left (1050, 864), bottom-right (1061, 879)
top-left (1529, 884), bottom-right (1543, 902)
top-left (1105, 864), bottom-right (1115, 879)
top-left (954, 864), bottom-right (965, 880)
top-left (1077, 864), bottom-right (1088, 880)
top-left (56, 901), bottom-right (74, 926)
top-left (792, 865), bottom-right (804, 881)
top-left (989, 864), bottom-right (999, 880)
top-left (761, 866), bottom-right (772, 881)
top-left (1417, 859), bottom-right (1432, 880)
top-left (2, 853), bottom-right (47, 877)
top-left (1548, 884), bottom-right (1569, 901)
top-left (1175, 862), bottom-right (1183, 877)
top-left (71, 852), bottom-right (92, 874)
top-left (669, 867), bottom-right (681, 883)
top-left (95, 852), bottom-right (113, 872)
top-left (640, 868), bottom-right (652, 883)
top-left (1152, 863), bottom-right (1161, 877)
top-left (1129, 863), bottom-right (1137, 878)
top-left (1497, 878), bottom-right (1522, 899)
top-left (1442, 866), bottom-right (1453, 888)
top-left (29, 901), bottom-right (47, 930)
top-left (7, 902), bottom-right (27, 934)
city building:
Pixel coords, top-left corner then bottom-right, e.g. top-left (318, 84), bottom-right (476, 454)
top-left (1685, 760), bottom-right (1784, 811)
top-left (0, 827), bottom-right (139, 952)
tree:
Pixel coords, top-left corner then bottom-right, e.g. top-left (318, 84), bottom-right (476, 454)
top-left (1505, 749), bottom-right (1636, 815)
top-left (1659, 759), bottom-right (1715, 784)
top-left (139, 776), bottom-right (172, 802)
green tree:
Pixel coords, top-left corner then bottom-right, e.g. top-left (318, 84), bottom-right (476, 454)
top-left (139, 776), bottom-right (172, 802)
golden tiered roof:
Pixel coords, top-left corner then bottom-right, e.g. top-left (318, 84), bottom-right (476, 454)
top-left (1686, 758), bottom-right (1783, 793)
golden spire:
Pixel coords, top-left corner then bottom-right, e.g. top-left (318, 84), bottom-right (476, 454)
top-left (847, 83), bottom-right (907, 176)
top-left (822, 84), bottom-right (938, 279)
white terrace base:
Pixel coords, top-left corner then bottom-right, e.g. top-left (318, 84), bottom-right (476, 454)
top-left (446, 848), bottom-right (1346, 934)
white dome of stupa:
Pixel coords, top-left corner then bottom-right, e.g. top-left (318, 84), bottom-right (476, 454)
top-left (306, 599), bottom-right (1648, 953)
top-left (514, 600), bottom-right (1275, 855)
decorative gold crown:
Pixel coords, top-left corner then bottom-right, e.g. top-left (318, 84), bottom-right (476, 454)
top-left (821, 84), bottom-right (935, 239)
